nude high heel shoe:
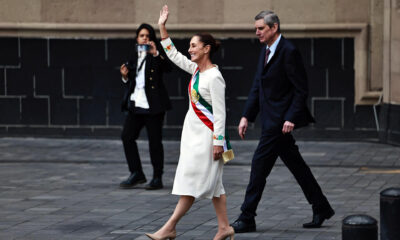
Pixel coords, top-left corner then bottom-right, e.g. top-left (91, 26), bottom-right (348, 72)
top-left (145, 231), bottom-right (177, 240)
top-left (214, 226), bottom-right (235, 240)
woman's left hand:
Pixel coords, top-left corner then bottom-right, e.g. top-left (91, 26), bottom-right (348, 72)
top-left (213, 146), bottom-right (224, 161)
top-left (148, 41), bottom-right (157, 56)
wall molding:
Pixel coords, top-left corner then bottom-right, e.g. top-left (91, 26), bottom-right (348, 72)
top-left (0, 22), bottom-right (370, 38)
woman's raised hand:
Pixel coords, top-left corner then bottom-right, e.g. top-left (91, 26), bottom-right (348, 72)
top-left (158, 5), bottom-right (169, 25)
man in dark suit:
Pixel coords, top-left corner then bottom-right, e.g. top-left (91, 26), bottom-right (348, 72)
top-left (231, 11), bottom-right (334, 232)
top-left (119, 23), bottom-right (172, 190)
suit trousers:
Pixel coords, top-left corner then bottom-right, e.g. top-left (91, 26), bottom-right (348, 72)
top-left (239, 132), bottom-right (330, 222)
top-left (121, 111), bottom-right (165, 178)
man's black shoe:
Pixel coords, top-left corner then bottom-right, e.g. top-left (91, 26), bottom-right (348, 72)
top-left (119, 172), bottom-right (146, 189)
top-left (145, 178), bottom-right (163, 190)
top-left (231, 219), bottom-right (256, 233)
top-left (303, 208), bottom-right (335, 228)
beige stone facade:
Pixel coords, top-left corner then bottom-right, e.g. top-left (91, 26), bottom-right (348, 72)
top-left (0, 0), bottom-right (398, 105)
top-left (383, 0), bottom-right (400, 104)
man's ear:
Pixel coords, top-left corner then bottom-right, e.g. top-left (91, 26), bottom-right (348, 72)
top-left (272, 23), bottom-right (279, 33)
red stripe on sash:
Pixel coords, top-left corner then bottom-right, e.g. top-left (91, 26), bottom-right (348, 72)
top-left (188, 77), bottom-right (214, 131)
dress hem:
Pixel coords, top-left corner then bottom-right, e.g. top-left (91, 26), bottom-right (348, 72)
top-left (171, 191), bottom-right (226, 200)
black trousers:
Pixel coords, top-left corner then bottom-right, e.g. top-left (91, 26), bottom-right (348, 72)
top-left (121, 111), bottom-right (165, 178)
top-left (239, 132), bottom-right (330, 222)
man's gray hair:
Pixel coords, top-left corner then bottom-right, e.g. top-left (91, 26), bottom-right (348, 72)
top-left (255, 11), bottom-right (280, 32)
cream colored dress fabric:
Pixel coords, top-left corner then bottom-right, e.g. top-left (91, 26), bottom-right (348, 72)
top-left (161, 38), bottom-right (226, 199)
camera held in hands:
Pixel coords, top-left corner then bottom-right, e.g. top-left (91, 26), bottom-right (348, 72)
top-left (136, 43), bottom-right (151, 59)
top-left (136, 44), bottom-right (151, 52)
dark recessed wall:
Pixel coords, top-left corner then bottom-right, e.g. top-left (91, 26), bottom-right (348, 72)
top-left (379, 104), bottom-right (400, 145)
top-left (0, 36), bottom-right (383, 141)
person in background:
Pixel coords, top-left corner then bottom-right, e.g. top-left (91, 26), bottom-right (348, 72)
top-left (119, 23), bottom-right (172, 190)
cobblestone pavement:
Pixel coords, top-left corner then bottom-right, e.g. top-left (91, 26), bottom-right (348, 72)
top-left (1, 137), bottom-right (400, 240)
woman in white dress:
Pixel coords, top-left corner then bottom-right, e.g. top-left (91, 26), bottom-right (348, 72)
top-left (145, 5), bottom-right (234, 240)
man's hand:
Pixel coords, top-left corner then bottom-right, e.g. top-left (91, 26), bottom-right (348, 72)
top-left (120, 64), bottom-right (129, 80)
top-left (213, 145), bottom-right (224, 160)
top-left (238, 117), bottom-right (248, 140)
top-left (282, 120), bottom-right (295, 134)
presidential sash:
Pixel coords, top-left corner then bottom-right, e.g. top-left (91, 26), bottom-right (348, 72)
top-left (188, 67), bottom-right (234, 163)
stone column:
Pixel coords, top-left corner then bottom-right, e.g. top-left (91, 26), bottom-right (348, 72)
top-left (380, 0), bottom-right (400, 145)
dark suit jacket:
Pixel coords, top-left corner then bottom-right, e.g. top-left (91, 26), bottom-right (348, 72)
top-left (243, 36), bottom-right (315, 133)
top-left (121, 51), bottom-right (172, 114)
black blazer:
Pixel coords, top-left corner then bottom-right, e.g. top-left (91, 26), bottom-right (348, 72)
top-left (121, 51), bottom-right (172, 114)
top-left (243, 36), bottom-right (315, 133)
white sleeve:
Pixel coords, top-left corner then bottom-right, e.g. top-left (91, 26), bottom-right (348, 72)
top-left (121, 77), bottom-right (128, 83)
top-left (209, 72), bottom-right (226, 146)
top-left (160, 38), bottom-right (197, 75)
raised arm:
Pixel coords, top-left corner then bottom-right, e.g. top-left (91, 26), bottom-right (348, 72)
top-left (158, 5), bottom-right (169, 40)
top-left (158, 5), bottom-right (197, 74)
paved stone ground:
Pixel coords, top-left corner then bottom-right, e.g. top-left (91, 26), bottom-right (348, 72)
top-left (1, 137), bottom-right (400, 240)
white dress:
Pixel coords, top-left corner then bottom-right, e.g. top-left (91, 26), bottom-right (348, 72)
top-left (161, 38), bottom-right (226, 199)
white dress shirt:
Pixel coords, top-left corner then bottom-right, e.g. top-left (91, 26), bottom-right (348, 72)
top-left (122, 52), bottom-right (149, 109)
top-left (265, 34), bottom-right (282, 64)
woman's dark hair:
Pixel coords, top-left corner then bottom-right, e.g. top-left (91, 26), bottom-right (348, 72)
top-left (194, 33), bottom-right (221, 57)
top-left (135, 23), bottom-right (157, 42)
top-left (128, 23), bottom-right (163, 61)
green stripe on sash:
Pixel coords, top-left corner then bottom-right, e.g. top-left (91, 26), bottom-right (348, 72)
top-left (192, 70), bottom-right (232, 150)
top-left (193, 72), bottom-right (213, 113)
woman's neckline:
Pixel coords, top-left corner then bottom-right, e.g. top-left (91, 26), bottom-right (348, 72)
top-left (199, 64), bottom-right (217, 73)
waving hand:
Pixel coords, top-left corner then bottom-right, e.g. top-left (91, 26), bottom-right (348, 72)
top-left (159, 5), bottom-right (169, 26)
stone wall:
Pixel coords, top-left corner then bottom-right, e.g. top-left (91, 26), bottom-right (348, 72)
top-left (379, 0), bottom-right (400, 145)
top-left (0, 0), bottom-right (398, 143)
top-left (0, 36), bottom-right (378, 139)
top-left (0, 0), bottom-right (384, 105)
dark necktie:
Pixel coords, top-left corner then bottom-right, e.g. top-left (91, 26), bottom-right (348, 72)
top-left (264, 48), bottom-right (271, 67)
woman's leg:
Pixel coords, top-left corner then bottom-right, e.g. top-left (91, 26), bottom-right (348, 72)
top-left (152, 195), bottom-right (195, 236)
top-left (212, 194), bottom-right (234, 240)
